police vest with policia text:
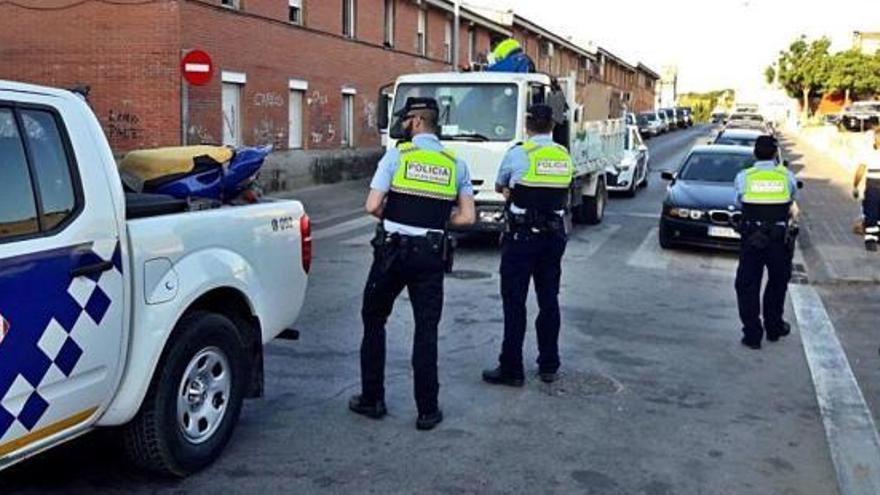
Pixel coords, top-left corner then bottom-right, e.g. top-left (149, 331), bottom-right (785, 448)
top-left (511, 140), bottom-right (574, 212)
top-left (384, 141), bottom-right (459, 230)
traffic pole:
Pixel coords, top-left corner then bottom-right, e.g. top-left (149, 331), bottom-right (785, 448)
top-left (452, 0), bottom-right (460, 71)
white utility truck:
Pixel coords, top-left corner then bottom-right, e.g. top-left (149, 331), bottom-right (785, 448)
top-left (0, 81), bottom-right (310, 476)
top-left (378, 71), bottom-right (627, 230)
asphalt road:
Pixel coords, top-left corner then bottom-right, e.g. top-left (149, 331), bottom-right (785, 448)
top-left (0, 125), bottom-right (841, 494)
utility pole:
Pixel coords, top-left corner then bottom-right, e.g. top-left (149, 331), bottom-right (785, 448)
top-left (452, 0), bottom-right (460, 70)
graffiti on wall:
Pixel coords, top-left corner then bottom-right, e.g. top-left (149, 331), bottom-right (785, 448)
top-left (253, 92), bottom-right (284, 108)
top-left (187, 124), bottom-right (216, 144)
top-left (252, 118), bottom-right (285, 149)
top-left (307, 90), bottom-right (336, 145)
top-left (361, 100), bottom-right (377, 133)
top-left (106, 109), bottom-right (143, 141)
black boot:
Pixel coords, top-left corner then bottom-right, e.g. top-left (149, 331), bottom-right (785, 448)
top-left (740, 336), bottom-right (761, 350)
top-left (867, 241), bottom-right (878, 252)
top-left (539, 371), bottom-right (558, 383)
top-left (767, 321), bottom-right (791, 342)
top-left (348, 394), bottom-right (387, 419)
top-left (482, 367), bottom-right (525, 387)
top-left (416, 409), bottom-right (443, 431)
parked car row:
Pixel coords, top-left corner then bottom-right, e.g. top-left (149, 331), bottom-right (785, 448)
top-left (833, 101), bottom-right (880, 132)
top-left (634, 106), bottom-right (694, 139)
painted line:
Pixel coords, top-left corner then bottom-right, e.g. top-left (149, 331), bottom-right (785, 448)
top-left (0, 407), bottom-right (98, 457)
top-left (568, 224), bottom-right (621, 259)
top-left (605, 211), bottom-right (661, 220)
top-left (626, 227), bottom-right (673, 271)
top-left (312, 215), bottom-right (377, 241)
top-left (790, 282), bottom-right (880, 495)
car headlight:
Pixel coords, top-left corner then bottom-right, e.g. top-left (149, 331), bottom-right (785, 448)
top-left (667, 207), bottom-right (704, 220)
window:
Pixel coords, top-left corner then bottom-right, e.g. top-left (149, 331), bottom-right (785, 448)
top-left (444, 19), bottom-right (453, 63)
top-left (417, 9), bottom-right (426, 56)
top-left (467, 28), bottom-right (476, 64)
top-left (288, 0), bottom-right (302, 24)
top-left (289, 80), bottom-right (307, 149)
top-left (341, 91), bottom-right (355, 147)
top-left (21, 110), bottom-right (76, 231)
top-left (0, 108), bottom-right (39, 240)
top-left (222, 71), bottom-right (246, 146)
top-left (383, 0), bottom-right (394, 47)
top-left (342, 0), bottom-right (356, 38)
top-left (220, 0), bottom-right (240, 9)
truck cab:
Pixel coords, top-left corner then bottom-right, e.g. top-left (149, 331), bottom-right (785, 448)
top-left (378, 71), bottom-right (615, 230)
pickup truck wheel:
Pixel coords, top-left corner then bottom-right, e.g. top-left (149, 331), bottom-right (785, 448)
top-left (580, 180), bottom-right (607, 225)
top-left (124, 311), bottom-right (247, 477)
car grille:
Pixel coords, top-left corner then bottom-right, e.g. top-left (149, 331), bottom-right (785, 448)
top-left (709, 210), bottom-right (741, 226)
top-left (606, 173), bottom-right (620, 186)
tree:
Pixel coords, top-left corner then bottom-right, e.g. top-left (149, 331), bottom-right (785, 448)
top-left (770, 36), bottom-right (832, 117)
top-left (824, 49), bottom-right (880, 105)
top-left (764, 65), bottom-right (776, 86)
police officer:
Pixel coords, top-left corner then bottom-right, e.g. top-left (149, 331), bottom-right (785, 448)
top-left (349, 97), bottom-right (475, 430)
top-left (852, 128), bottom-right (880, 252)
top-left (734, 135), bottom-right (799, 350)
top-left (482, 104), bottom-right (573, 386)
top-left (487, 38), bottom-right (535, 73)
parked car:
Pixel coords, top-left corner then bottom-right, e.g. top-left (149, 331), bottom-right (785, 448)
top-left (637, 111), bottom-right (663, 138)
top-left (659, 145), bottom-right (757, 250)
top-left (661, 108), bottom-right (680, 129)
top-left (839, 101), bottom-right (880, 132)
top-left (606, 125), bottom-right (650, 196)
top-left (0, 80), bottom-right (310, 476)
top-left (676, 106), bottom-right (694, 127)
top-left (711, 112), bottom-right (728, 124)
top-left (711, 128), bottom-right (787, 165)
top-left (656, 111), bottom-right (671, 133)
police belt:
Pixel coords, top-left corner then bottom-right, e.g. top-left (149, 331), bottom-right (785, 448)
top-left (371, 224), bottom-right (455, 273)
top-left (507, 209), bottom-right (564, 233)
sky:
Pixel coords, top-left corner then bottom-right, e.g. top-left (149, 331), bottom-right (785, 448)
top-left (467, 0), bottom-right (880, 95)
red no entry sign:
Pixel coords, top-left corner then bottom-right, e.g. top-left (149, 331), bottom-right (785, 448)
top-left (181, 50), bottom-right (214, 86)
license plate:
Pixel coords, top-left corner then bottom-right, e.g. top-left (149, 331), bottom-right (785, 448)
top-left (708, 226), bottom-right (740, 239)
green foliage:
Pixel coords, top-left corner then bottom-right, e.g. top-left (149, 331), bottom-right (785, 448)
top-left (771, 36), bottom-right (832, 115)
top-left (824, 49), bottom-right (880, 102)
top-left (678, 89), bottom-right (735, 123)
top-left (764, 65), bottom-right (776, 86)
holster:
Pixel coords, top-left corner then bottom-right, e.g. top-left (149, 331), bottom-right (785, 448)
top-left (507, 209), bottom-right (564, 234)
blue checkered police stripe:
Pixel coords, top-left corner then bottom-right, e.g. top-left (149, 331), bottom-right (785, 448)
top-left (0, 241), bottom-right (122, 442)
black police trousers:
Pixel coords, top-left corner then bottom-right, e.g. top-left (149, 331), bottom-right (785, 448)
top-left (863, 179), bottom-right (880, 242)
top-left (498, 229), bottom-right (567, 377)
top-left (360, 237), bottom-right (445, 414)
top-left (734, 228), bottom-right (793, 344)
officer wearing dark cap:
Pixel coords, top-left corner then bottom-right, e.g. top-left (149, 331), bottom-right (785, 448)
top-left (349, 97), bottom-right (475, 430)
top-left (482, 104), bottom-right (573, 386)
top-left (734, 135), bottom-right (799, 350)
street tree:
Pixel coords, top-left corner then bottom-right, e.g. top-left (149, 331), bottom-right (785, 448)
top-left (768, 36), bottom-right (832, 117)
top-left (825, 49), bottom-right (880, 105)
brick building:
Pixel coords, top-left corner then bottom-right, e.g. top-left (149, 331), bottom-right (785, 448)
top-left (0, 0), bottom-right (658, 189)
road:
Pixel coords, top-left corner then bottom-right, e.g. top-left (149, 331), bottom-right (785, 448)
top-left (1, 125), bottom-right (843, 494)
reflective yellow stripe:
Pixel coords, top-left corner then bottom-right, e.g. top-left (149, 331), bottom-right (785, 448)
top-left (0, 407), bottom-right (98, 457)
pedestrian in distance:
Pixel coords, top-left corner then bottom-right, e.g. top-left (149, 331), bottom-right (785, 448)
top-left (482, 104), bottom-right (573, 386)
top-left (734, 135), bottom-right (800, 350)
top-left (852, 128), bottom-right (880, 252)
top-left (349, 97), bottom-right (475, 430)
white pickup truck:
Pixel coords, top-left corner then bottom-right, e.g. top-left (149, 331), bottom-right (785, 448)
top-left (0, 81), bottom-right (309, 476)
top-left (378, 71), bottom-right (625, 230)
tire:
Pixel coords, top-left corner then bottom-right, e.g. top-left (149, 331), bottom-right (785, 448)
top-left (123, 311), bottom-right (248, 477)
top-left (623, 172), bottom-right (637, 198)
top-left (658, 221), bottom-right (674, 249)
top-left (639, 165), bottom-right (649, 189)
top-left (580, 179), bottom-right (607, 225)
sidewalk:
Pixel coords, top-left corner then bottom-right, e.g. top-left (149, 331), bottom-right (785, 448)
top-left (781, 132), bottom-right (880, 284)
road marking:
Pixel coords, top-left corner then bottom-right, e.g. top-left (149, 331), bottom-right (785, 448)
top-left (311, 208), bottom-right (367, 227)
top-left (312, 216), bottom-right (377, 241)
top-left (790, 282), bottom-right (880, 495)
top-left (568, 224), bottom-right (621, 260)
top-left (341, 232), bottom-right (376, 247)
top-left (606, 211), bottom-right (661, 220)
top-left (627, 227), bottom-right (673, 270)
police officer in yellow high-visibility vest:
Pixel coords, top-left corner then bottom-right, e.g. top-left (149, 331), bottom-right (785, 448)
top-left (852, 128), bottom-right (880, 251)
top-left (734, 135), bottom-right (799, 350)
top-left (349, 97), bottom-right (475, 430)
top-left (483, 104), bottom-right (573, 386)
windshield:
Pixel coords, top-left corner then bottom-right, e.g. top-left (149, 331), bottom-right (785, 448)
top-left (639, 113), bottom-right (657, 121)
top-left (391, 83), bottom-right (519, 142)
top-left (678, 152), bottom-right (754, 182)
top-left (730, 114), bottom-right (763, 122)
top-left (715, 135), bottom-right (759, 147)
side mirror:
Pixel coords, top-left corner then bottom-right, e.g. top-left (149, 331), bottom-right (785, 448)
top-left (661, 171), bottom-right (675, 181)
top-left (377, 93), bottom-right (391, 131)
top-left (797, 180), bottom-right (804, 190)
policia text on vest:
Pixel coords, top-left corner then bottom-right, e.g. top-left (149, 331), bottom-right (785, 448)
top-left (350, 97), bottom-right (475, 431)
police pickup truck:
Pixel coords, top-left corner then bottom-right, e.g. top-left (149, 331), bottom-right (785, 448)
top-left (0, 81), bottom-right (310, 476)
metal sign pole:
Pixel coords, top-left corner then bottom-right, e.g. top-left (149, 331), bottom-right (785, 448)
top-left (452, 0), bottom-right (460, 70)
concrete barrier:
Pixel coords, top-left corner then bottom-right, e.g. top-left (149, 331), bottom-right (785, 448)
top-left (258, 147), bottom-right (383, 193)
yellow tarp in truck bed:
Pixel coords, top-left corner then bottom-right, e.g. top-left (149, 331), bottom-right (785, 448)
top-left (119, 145), bottom-right (233, 191)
